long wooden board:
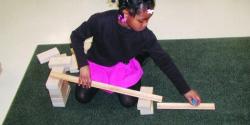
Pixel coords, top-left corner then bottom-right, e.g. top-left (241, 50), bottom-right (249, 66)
top-left (50, 71), bottom-right (163, 102)
top-left (157, 103), bottom-right (215, 110)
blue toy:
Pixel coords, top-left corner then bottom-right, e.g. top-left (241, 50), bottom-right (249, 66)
top-left (191, 99), bottom-right (198, 105)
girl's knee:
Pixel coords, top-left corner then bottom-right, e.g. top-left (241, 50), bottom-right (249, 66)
top-left (118, 95), bottom-right (138, 108)
top-left (75, 91), bottom-right (92, 104)
top-left (75, 85), bottom-right (98, 104)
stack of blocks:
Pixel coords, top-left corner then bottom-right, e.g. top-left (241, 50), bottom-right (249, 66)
top-left (137, 86), bottom-right (154, 115)
top-left (37, 47), bottom-right (80, 107)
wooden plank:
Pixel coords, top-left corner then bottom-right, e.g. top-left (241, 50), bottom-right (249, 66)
top-left (157, 103), bottom-right (215, 110)
top-left (50, 71), bottom-right (163, 102)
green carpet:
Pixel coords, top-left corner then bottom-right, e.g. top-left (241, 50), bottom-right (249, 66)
top-left (3, 37), bottom-right (250, 125)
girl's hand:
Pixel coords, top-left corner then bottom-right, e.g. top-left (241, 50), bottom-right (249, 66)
top-left (79, 65), bottom-right (92, 88)
top-left (184, 89), bottom-right (201, 106)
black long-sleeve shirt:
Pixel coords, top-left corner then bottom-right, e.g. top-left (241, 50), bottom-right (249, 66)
top-left (70, 10), bottom-right (191, 95)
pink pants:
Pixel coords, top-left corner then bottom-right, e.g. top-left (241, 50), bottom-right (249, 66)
top-left (88, 58), bottom-right (143, 93)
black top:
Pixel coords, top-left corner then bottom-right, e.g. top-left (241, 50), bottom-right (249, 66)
top-left (70, 10), bottom-right (190, 95)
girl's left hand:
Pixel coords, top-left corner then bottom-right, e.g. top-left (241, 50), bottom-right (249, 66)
top-left (184, 89), bottom-right (202, 106)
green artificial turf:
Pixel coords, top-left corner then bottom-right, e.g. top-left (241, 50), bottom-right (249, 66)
top-left (3, 37), bottom-right (250, 125)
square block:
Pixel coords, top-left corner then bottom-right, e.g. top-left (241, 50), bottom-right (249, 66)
top-left (46, 67), bottom-right (65, 90)
top-left (140, 102), bottom-right (154, 115)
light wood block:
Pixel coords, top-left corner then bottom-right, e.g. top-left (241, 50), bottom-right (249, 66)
top-left (48, 56), bottom-right (72, 69)
top-left (84, 37), bottom-right (93, 54)
top-left (49, 81), bottom-right (69, 98)
top-left (157, 103), bottom-right (216, 110)
top-left (54, 53), bottom-right (70, 71)
top-left (51, 82), bottom-right (71, 107)
top-left (46, 67), bottom-right (65, 90)
top-left (69, 54), bottom-right (79, 73)
top-left (140, 102), bottom-right (154, 115)
top-left (50, 72), bottom-right (163, 102)
top-left (137, 86), bottom-right (153, 110)
top-left (37, 47), bottom-right (60, 64)
top-left (138, 86), bottom-right (154, 115)
top-left (70, 48), bottom-right (74, 54)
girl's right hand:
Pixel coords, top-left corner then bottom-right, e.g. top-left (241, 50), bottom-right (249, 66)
top-left (79, 65), bottom-right (92, 88)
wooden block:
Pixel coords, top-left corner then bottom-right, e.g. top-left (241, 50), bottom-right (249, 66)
top-left (50, 72), bottom-right (163, 102)
top-left (48, 56), bottom-right (72, 69)
top-left (84, 37), bottom-right (93, 54)
top-left (48, 81), bottom-right (69, 98)
top-left (137, 86), bottom-right (153, 110)
top-left (51, 102), bottom-right (65, 107)
top-left (140, 102), bottom-right (154, 115)
top-left (157, 103), bottom-right (216, 110)
top-left (37, 47), bottom-right (60, 64)
top-left (46, 67), bottom-right (65, 90)
top-left (50, 82), bottom-right (71, 107)
top-left (70, 48), bottom-right (74, 54)
top-left (56, 54), bottom-right (70, 72)
top-left (58, 53), bottom-right (67, 57)
top-left (51, 85), bottom-right (70, 103)
top-left (69, 54), bottom-right (79, 73)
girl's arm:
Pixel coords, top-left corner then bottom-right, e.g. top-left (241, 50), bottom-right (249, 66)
top-left (70, 14), bottom-right (97, 68)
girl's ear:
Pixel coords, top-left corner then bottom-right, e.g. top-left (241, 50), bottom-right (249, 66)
top-left (122, 9), bottom-right (130, 19)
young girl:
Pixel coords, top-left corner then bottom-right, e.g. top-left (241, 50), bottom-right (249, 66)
top-left (70, 0), bottom-right (201, 107)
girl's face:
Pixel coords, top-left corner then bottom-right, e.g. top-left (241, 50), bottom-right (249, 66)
top-left (126, 10), bottom-right (153, 32)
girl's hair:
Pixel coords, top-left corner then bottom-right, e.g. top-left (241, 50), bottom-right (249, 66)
top-left (118, 0), bottom-right (155, 16)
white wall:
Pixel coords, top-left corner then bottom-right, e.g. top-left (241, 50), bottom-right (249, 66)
top-left (0, 0), bottom-right (249, 124)
top-left (150, 0), bottom-right (250, 39)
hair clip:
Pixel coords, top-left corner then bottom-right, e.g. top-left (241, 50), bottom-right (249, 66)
top-left (118, 14), bottom-right (126, 23)
top-left (147, 9), bottom-right (154, 14)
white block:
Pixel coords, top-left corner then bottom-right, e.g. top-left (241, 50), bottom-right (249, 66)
top-left (51, 83), bottom-right (71, 107)
top-left (37, 47), bottom-right (60, 64)
top-left (84, 37), bottom-right (93, 54)
top-left (140, 102), bottom-right (154, 115)
top-left (48, 56), bottom-right (72, 69)
top-left (70, 54), bottom-right (79, 73)
top-left (137, 86), bottom-right (153, 110)
top-left (137, 86), bottom-right (154, 115)
top-left (70, 48), bottom-right (74, 54)
top-left (48, 80), bottom-right (69, 97)
top-left (46, 67), bottom-right (65, 90)
top-left (56, 54), bottom-right (70, 72)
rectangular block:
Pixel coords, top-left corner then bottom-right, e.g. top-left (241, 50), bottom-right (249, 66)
top-left (51, 102), bottom-right (66, 107)
top-left (84, 37), bottom-right (93, 54)
top-left (70, 54), bottom-right (79, 73)
top-left (137, 86), bottom-right (153, 110)
top-left (46, 67), bottom-right (65, 90)
top-left (48, 56), bottom-right (72, 69)
top-left (49, 81), bottom-right (69, 98)
top-left (37, 47), bottom-right (60, 64)
top-left (50, 82), bottom-right (71, 107)
top-left (70, 48), bottom-right (74, 54)
top-left (140, 102), bottom-right (154, 115)
top-left (55, 53), bottom-right (70, 71)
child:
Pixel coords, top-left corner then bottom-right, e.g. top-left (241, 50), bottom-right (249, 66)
top-left (70, 0), bottom-right (201, 107)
